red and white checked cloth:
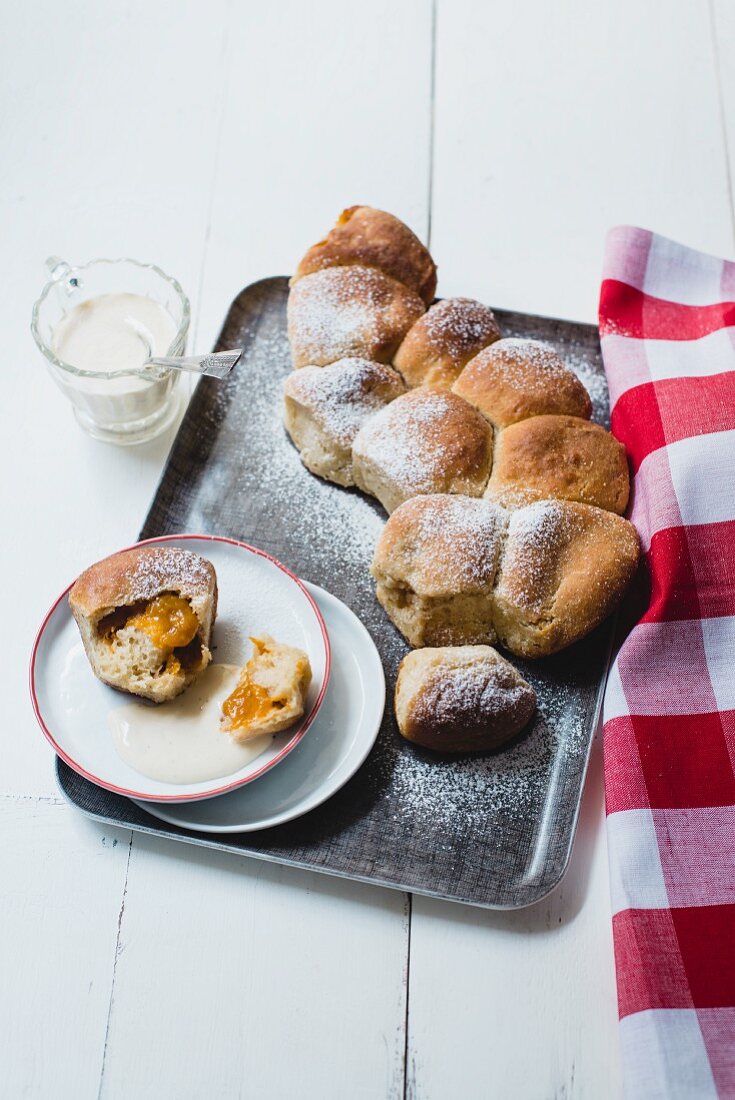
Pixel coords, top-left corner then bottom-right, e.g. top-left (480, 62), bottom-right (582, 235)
top-left (600, 228), bottom-right (735, 1098)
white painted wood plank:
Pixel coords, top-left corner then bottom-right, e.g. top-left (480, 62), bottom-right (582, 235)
top-left (0, 798), bottom-right (131, 1098)
top-left (1, 0), bottom-right (230, 795)
top-left (407, 733), bottom-right (623, 1099)
top-left (99, 836), bottom-right (409, 1100)
top-left (431, 0), bottom-right (733, 323)
top-left (712, 0), bottom-right (735, 247)
top-left (193, 0), bottom-right (434, 353)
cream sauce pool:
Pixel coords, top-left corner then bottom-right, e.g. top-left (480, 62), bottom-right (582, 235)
top-left (109, 664), bottom-right (272, 783)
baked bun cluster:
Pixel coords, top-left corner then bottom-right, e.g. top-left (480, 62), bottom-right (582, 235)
top-left (69, 546), bottom-right (217, 703)
top-left (285, 206), bottom-right (639, 750)
top-left (373, 494), bottom-right (639, 658)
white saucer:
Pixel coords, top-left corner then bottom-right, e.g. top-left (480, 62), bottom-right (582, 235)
top-left (133, 583), bottom-right (385, 832)
top-left (31, 535), bottom-right (331, 802)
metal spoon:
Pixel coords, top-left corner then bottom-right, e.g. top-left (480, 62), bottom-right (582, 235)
top-left (143, 348), bottom-right (243, 379)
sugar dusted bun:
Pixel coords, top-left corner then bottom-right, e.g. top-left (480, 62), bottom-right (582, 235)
top-left (292, 205), bottom-right (437, 305)
top-left (453, 338), bottom-right (592, 427)
top-left (395, 645), bottom-right (536, 753)
top-left (394, 298), bottom-right (501, 389)
top-left (493, 500), bottom-right (640, 658)
top-left (352, 389), bottom-right (493, 514)
top-left (283, 357), bottom-right (405, 486)
top-left (371, 494), bottom-right (508, 647)
top-left (485, 414), bottom-right (630, 514)
top-left (69, 546), bottom-right (218, 703)
top-left (287, 266), bottom-right (425, 369)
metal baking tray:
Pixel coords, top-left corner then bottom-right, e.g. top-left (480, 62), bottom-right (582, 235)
top-left (57, 277), bottom-right (613, 909)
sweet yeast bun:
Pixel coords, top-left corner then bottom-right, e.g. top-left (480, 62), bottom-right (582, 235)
top-left (69, 546), bottom-right (218, 703)
top-left (283, 357), bottom-right (405, 486)
top-left (394, 297), bottom-right (501, 389)
top-left (371, 494), bottom-right (508, 647)
top-left (395, 645), bottom-right (536, 753)
top-left (292, 205), bottom-right (437, 305)
top-left (485, 414), bottom-right (630, 514)
top-left (352, 388), bottom-right (493, 514)
top-left (287, 266), bottom-right (425, 369)
top-left (493, 499), bottom-right (640, 658)
top-left (453, 337), bottom-right (592, 428)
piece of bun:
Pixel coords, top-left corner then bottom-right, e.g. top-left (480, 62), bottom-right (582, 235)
top-left (221, 635), bottom-right (312, 742)
top-left (371, 494), bottom-right (508, 646)
top-left (394, 298), bottom-right (501, 389)
top-left (453, 338), bottom-right (592, 427)
top-left (493, 500), bottom-right (640, 658)
top-left (283, 357), bottom-right (405, 486)
top-left (485, 414), bottom-right (630, 514)
top-left (352, 389), bottom-right (493, 514)
top-left (287, 266), bottom-right (425, 369)
top-left (292, 205), bottom-right (437, 305)
top-left (69, 546), bottom-right (218, 703)
top-left (395, 645), bottom-right (536, 753)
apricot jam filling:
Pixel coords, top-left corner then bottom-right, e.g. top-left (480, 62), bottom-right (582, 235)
top-left (128, 595), bottom-right (199, 649)
top-left (98, 594), bottom-right (200, 654)
top-left (221, 681), bottom-right (286, 731)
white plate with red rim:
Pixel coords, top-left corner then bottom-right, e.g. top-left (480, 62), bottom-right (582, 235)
top-left (30, 534), bottom-right (331, 802)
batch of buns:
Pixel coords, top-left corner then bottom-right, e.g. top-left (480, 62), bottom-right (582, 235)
top-left (284, 206), bottom-right (640, 753)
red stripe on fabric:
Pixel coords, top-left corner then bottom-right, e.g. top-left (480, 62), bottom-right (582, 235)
top-left (600, 280), bottom-right (735, 340)
top-left (610, 385), bottom-right (666, 473)
top-left (608, 713), bottom-right (735, 811)
top-left (612, 374), bottom-right (735, 472)
top-left (671, 906), bottom-right (735, 1008)
top-left (687, 521), bottom-right (735, 620)
top-left (613, 908), bottom-right (693, 1016)
top-left (640, 522), bottom-right (735, 623)
top-left (641, 527), bottom-right (701, 622)
top-left (605, 716), bottom-right (650, 814)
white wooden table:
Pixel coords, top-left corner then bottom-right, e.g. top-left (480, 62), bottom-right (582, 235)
top-left (3, 2), bottom-right (733, 1096)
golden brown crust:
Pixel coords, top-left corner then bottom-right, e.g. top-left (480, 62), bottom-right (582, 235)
top-left (493, 500), bottom-right (640, 658)
top-left (69, 546), bottom-right (218, 622)
top-left (485, 415), bottom-right (630, 514)
top-left (394, 298), bottom-right (501, 389)
top-left (292, 206), bottom-right (437, 305)
top-left (453, 338), bottom-right (592, 428)
top-left (395, 646), bottom-right (536, 753)
top-left (287, 266), bottom-right (425, 369)
top-left (352, 389), bottom-right (494, 514)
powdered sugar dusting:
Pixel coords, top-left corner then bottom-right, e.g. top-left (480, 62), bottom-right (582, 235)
top-left (419, 297), bottom-right (500, 359)
top-left (397, 495), bottom-right (507, 592)
top-left (126, 546), bottom-right (213, 598)
top-left (354, 390), bottom-right (491, 495)
top-left (500, 500), bottom-right (575, 612)
top-left (285, 358), bottom-right (404, 446)
top-left (287, 266), bottom-right (423, 366)
top-left (190, 324), bottom-right (386, 587)
top-left (410, 655), bottom-right (534, 728)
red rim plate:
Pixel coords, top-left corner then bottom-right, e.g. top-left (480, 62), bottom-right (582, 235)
top-left (29, 533), bottom-right (332, 802)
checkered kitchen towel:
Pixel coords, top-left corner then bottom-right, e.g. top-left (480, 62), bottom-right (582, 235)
top-left (600, 228), bottom-right (735, 1098)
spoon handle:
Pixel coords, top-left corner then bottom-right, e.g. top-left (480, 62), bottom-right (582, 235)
top-left (145, 349), bottom-right (243, 379)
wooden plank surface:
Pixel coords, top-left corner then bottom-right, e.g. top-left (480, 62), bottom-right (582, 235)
top-left (0, 799), bottom-right (131, 1098)
top-left (3, 0), bottom-right (734, 1095)
top-left (98, 835), bottom-right (409, 1099)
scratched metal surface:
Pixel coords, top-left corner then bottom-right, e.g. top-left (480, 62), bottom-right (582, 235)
top-left (58, 277), bottom-right (613, 909)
